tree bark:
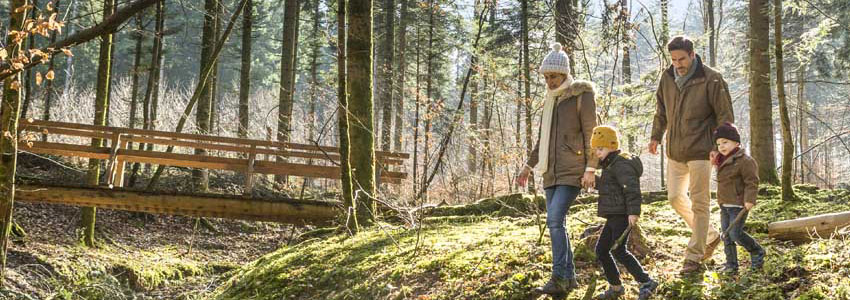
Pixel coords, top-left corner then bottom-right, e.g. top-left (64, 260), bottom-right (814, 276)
top-left (748, 0), bottom-right (779, 184)
top-left (126, 13), bottom-right (144, 185)
top-left (20, 0), bottom-right (38, 120)
top-left (521, 0), bottom-right (534, 192)
top-left (278, 0), bottom-right (299, 184)
top-left (0, 0), bottom-right (27, 284)
top-left (704, 0), bottom-right (716, 66)
top-left (348, 0), bottom-right (376, 225)
top-left (238, 0), bottom-right (253, 139)
top-left (337, 0), bottom-right (355, 229)
top-left (554, 0), bottom-right (576, 76)
top-left (194, 0), bottom-right (218, 192)
top-left (421, 0), bottom-right (434, 201)
top-left (379, 0), bottom-right (394, 152)
top-left (83, 0), bottom-right (117, 248)
top-left (392, 0), bottom-right (409, 152)
top-left (768, 211), bottom-right (850, 242)
top-left (42, 0), bottom-right (62, 142)
top-left (308, 0), bottom-right (321, 143)
top-left (774, 0), bottom-right (795, 201)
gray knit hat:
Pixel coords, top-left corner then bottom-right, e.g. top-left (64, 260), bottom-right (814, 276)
top-left (538, 43), bottom-right (571, 75)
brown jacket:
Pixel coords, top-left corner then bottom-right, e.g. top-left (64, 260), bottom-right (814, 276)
top-left (527, 80), bottom-right (599, 189)
top-left (651, 55), bottom-right (735, 162)
top-left (716, 149), bottom-right (759, 206)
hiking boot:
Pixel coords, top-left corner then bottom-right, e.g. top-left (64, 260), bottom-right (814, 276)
top-left (532, 276), bottom-right (577, 295)
top-left (596, 286), bottom-right (625, 300)
top-left (750, 248), bottom-right (766, 270)
top-left (718, 265), bottom-right (739, 275)
top-left (680, 259), bottom-right (705, 276)
top-left (638, 279), bottom-right (659, 300)
top-left (703, 237), bottom-right (722, 261)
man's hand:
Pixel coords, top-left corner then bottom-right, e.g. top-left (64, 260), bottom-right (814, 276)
top-left (581, 171), bottom-right (596, 189)
top-left (628, 215), bottom-right (639, 226)
top-left (648, 139), bottom-right (660, 155)
top-left (515, 166), bottom-right (531, 188)
top-left (744, 202), bottom-right (754, 211)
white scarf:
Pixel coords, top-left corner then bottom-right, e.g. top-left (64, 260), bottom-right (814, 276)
top-left (536, 76), bottom-right (573, 174)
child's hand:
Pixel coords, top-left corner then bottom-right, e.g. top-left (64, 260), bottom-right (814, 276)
top-left (745, 202), bottom-right (754, 210)
top-left (628, 215), bottom-right (639, 226)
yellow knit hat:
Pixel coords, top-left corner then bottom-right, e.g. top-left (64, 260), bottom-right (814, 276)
top-left (591, 125), bottom-right (620, 149)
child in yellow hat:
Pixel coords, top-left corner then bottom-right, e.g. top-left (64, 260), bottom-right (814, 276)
top-left (590, 125), bottom-right (658, 300)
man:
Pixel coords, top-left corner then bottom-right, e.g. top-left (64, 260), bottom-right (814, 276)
top-left (648, 36), bottom-right (734, 275)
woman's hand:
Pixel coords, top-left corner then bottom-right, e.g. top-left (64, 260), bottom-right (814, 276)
top-left (581, 171), bottom-right (595, 189)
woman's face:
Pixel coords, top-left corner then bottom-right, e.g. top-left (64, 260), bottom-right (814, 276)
top-left (544, 72), bottom-right (567, 90)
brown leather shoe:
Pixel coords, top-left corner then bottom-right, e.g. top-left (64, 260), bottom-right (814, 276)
top-left (702, 237), bottom-right (721, 261)
top-left (680, 259), bottom-right (705, 275)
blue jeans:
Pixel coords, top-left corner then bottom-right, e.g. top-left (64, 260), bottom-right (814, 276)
top-left (545, 185), bottom-right (581, 279)
top-left (720, 206), bottom-right (764, 269)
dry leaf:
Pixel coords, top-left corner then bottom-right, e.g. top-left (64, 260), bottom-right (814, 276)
top-left (36, 72), bottom-right (43, 85)
top-left (0, 49), bottom-right (7, 60)
top-left (61, 48), bottom-right (73, 57)
top-left (14, 4), bottom-right (33, 13)
top-left (46, 69), bottom-right (55, 80)
top-left (42, 129), bottom-right (49, 135)
top-left (9, 81), bottom-right (20, 90)
top-left (46, 1), bottom-right (54, 11)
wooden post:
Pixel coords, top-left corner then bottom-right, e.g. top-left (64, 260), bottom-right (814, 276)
top-left (106, 132), bottom-right (122, 188)
top-left (114, 138), bottom-right (129, 187)
top-left (244, 145), bottom-right (256, 196)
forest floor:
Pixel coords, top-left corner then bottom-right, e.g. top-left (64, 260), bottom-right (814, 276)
top-left (210, 186), bottom-right (850, 300)
top-left (0, 153), bottom-right (319, 300)
top-left (2, 153), bottom-right (850, 299)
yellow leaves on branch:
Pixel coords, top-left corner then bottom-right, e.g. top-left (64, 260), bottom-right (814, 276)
top-left (9, 81), bottom-right (21, 91)
top-left (46, 69), bottom-right (55, 80)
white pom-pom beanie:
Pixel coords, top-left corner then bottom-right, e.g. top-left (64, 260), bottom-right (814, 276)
top-left (538, 43), bottom-right (571, 75)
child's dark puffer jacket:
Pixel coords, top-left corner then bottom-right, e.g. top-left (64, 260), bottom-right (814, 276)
top-left (596, 151), bottom-right (643, 217)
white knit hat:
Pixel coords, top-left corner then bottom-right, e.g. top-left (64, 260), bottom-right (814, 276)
top-left (538, 43), bottom-right (571, 75)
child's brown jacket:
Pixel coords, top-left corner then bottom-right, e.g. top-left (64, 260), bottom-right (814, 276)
top-left (716, 149), bottom-right (760, 206)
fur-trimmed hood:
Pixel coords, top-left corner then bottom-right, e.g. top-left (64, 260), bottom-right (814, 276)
top-left (559, 79), bottom-right (597, 100)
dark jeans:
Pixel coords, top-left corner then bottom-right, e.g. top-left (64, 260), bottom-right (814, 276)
top-left (720, 206), bottom-right (764, 269)
top-left (595, 214), bottom-right (651, 286)
top-left (544, 185), bottom-right (581, 279)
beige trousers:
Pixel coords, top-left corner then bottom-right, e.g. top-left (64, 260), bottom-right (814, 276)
top-left (668, 159), bottom-right (720, 262)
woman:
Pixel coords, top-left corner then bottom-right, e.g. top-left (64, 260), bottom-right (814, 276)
top-left (516, 42), bottom-right (598, 296)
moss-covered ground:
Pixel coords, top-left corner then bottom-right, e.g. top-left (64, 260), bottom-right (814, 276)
top-left (211, 185), bottom-right (850, 300)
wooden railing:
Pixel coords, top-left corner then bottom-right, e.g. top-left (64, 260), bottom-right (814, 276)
top-left (18, 119), bottom-right (408, 192)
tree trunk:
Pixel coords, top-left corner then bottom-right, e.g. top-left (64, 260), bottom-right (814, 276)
top-left (380, 0), bottom-right (394, 152)
top-left (348, 0), bottom-right (376, 226)
top-left (337, 0), bottom-right (355, 229)
top-left (468, 60), bottom-right (478, 173)
top-left (83, 0), bottom-right (116, 248)
top-left (660, 0), bottom-right (670, 63)
top-left (774, 0), bottom-right (795, 201)
top-left (521, 0), bottom-right (534, 192)
top-left (21, 0), bottom-right (38, 119)
top-left (421, 0), bottom-right (434, 201)
top-left (412, 25), bottom-right (421, 198)
top-left (0, 0), bottom-right (27, 284)
top-left (126, 13), bottom-right (144, 185)
top-left (137, 0), bottom-right (164, 178)
top-left (308, 0), bottom-right (321, 143)
top-left (797, 65), bottom-right (808, 184)
top-left (705, 0), bottom-right (716, 66)
top-left (238, 0), bottom-right (253, 139)
top-left (392, 0), bottom-right (409, 152)
top-left (195, 0), bottom-right (219, 192)
top-left (554, 0), bottom-right (576, 76)
top-left (621, 0), bottom-right (634, 152)
top-left (62, 0), bottom-right (78, 95)
top-left (42, 0), bottom-right (62, 142)
top-left (278, 0), bottom-right (299, 184)
top-left (748, 0), bottom-right (778, 184)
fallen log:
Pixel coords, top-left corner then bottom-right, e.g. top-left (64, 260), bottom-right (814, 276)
top-left (15, 183), bottom-right (340, 225)
top-left (768, 211), bottom-right (850, 242)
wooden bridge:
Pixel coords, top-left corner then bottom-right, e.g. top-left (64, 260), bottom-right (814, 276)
top-left (14, 119), bottom-right (409, 224)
